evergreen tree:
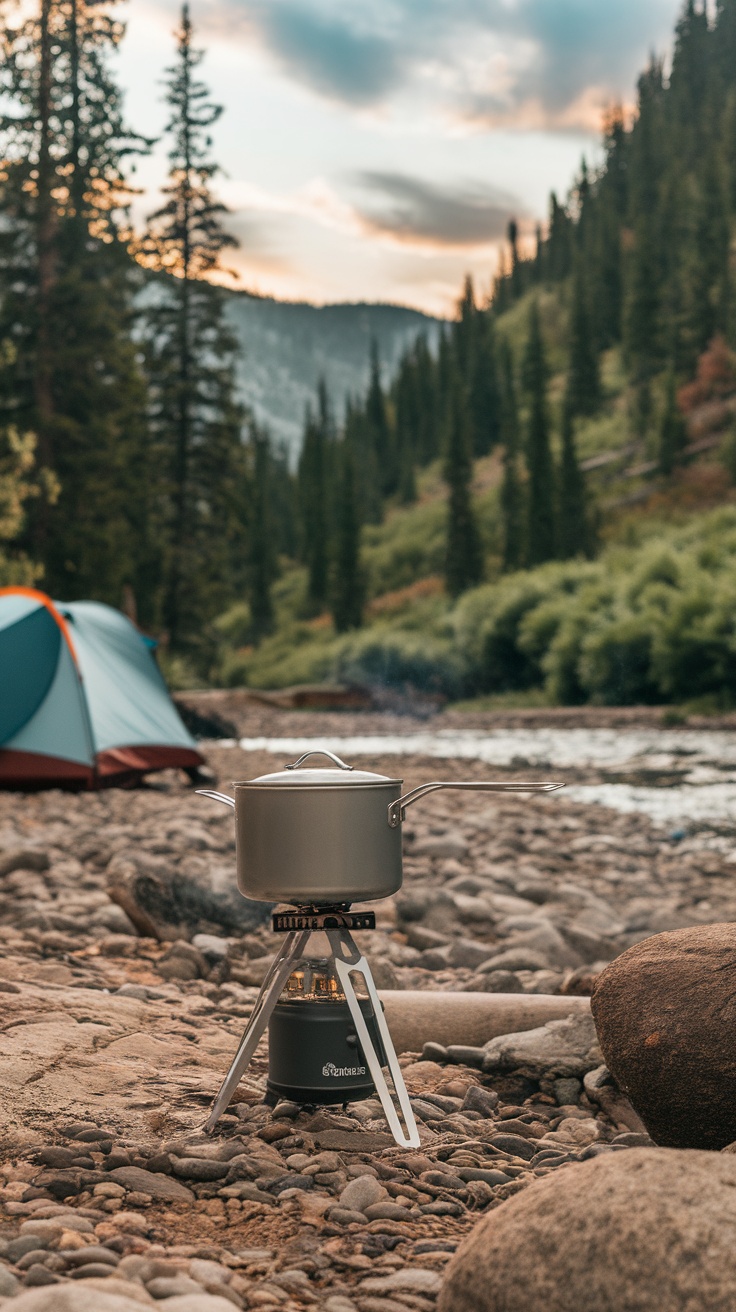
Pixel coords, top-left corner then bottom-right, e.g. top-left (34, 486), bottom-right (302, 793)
top-left (365, 341), bottom-right (395, 498)
top-left (659, 372), bottom-right (689, 474)
top-left (331, 442), bottom-right (364, 632)
top-left (298, 386), bottom-right (331, 611)
top-left (138, 3), bottom-right (244, 648)
top-left (557, 405), bottom-right (588, 558)
top-left (393, 362), bottom-right (418, 504)
top-left (468, 315), bottom-right (501, 456)
top-left (0, 0), bottom-right (151, 604)
top-left (444, 383), bottom-right (483, 597)
top-left (566, 269), bottom-right (602, 415)
top-left (498, 340), bottom-right (524, 571)
top-left (245, 426), bottom-right (276, 639)
top-left (546, 193), bottom-right (573, 282)
top-left (507, 218), bottom-right (522, 297)
top-left (523, 303), bottom-right (556, 565)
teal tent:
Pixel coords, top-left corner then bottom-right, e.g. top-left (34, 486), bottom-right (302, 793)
top-left (0, 587), bottom-right (203, 788)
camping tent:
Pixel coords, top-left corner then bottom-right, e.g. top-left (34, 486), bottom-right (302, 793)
top-left (0, 587), bottom-right (204, 788)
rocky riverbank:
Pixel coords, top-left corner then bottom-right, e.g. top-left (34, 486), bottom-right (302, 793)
top-left (0, 727), bottom-right (734, 1309)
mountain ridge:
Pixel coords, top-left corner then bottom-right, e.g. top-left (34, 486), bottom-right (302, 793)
top-left (224, 289), bottom-right (443, 457)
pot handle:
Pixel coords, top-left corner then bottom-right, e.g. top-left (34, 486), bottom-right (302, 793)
top-left (284, 750), bottom-right (354, 771)
top-left (387, 780), bottom-right (564, 828)
top-left (196, 789), bottom-right (236, 809)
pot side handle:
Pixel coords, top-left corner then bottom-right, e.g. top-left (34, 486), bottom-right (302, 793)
top-left (387, 780), bottom-right (564, 828)
top-left (196, 789), bottom-right (236, 809)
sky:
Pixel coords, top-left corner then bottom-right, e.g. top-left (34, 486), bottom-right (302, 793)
top-left (118, 0), bottom-right (685, 316)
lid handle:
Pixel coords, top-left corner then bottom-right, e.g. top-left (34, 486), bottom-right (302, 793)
top-left (284, 750), bottom-right (354, 772)
top-left (388, 780), bottom-right (564, 827)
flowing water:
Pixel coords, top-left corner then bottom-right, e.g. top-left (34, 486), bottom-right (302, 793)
top-left (217, 728), bottom-right (736, 832)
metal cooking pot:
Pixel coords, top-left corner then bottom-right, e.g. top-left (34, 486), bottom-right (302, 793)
top-left (198, 749), bottom-right (562, 906)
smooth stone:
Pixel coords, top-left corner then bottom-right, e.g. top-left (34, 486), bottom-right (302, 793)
top-left (5, 1237), bottom-right (48, 1263)
top-left (0, 1266), bottom-right (20, 1296)
top-left (482, 1013), bottom-right (601, 1078)
top-left (363, 1202), bottom-right (415, 1221)
top-left (146, 1276), bottom-right (203, 1298)
top-left (488, 1134), bottom-right (536, 1160)
top-left (592, 924), bottom-right (736, 1149)
top-left (108, 1167), bottom-right (193, 1201)
top-left (71, 1263), bottom-right (126, 1279)
top-left (439, 1148), bottom-right (736, 1312)
top-left (446, 1045), bottom-right (485, 1068)
top-left (21, 1266), bottom-right (62, 1287)
top-left (339, 1175), bottom-right (387, 1214)
top-left (421, 1042), bottom-right (449, 1063)
top-left (458, 1168), bottom-right (511, 1186)
top-left (360, 1269), bottom-right (441, 1294)
top-left (462, 1086), bottom-right (499, 1117)
top-left (327, 1207), bottom-right (368, 1226)
top-left (62, 1246), bottom-right (120, 1268)
top-left (169, 1157), bottom-right (229, 1182)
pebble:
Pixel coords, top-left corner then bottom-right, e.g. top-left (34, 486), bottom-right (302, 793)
top-left (340, 1176), bottom-right (387, 1214)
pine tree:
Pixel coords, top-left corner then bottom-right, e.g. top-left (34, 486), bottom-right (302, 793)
top-left (444, 383), bottom-right (483, 597)
top-left (547, 193), bottom-right (573, 282)
top-left (557, 405), bottom-right (588, 558)
top-left (659, 372), bottom-right (688, 474)
top-left (393, 362), bottom-right (418, 504)
top-left (0, 0), bottom-right (151, 604)
top-left (245, 426), bottom-right (275, 640)
top-left (523, 303), bottom-right (556, 565)
top-left (365, 341), bottom-right (395, 499)
top-left (468, 315), bottom-right (501, 456)
top-left (331, 441), bottom-right (364, 632)
top-left (566, 270), bottom-right (601, 415)
top-left (499, 339), bottom-right (524, 571)
top-left (138, 3), bottom-right (244, 648)
top-left (298, 386), bottom-right (331, 611)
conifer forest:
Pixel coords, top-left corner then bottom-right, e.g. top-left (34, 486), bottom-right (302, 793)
top-left (3, 0), bottom-right (736, 707)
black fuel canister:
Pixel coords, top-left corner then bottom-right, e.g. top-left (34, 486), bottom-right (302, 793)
top-left (266, 996), bottom-right (386, 1105)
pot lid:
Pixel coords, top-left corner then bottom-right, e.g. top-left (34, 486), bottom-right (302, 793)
top-left (235, 749), bottom-right (400, 787)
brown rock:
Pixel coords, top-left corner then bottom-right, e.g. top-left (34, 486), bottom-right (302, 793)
top-left (0, 849), bottom-right (50, 877)
top-left (591, 924), bottom-right (736, 1149)
top-left (108, 1167), bottom-right (193, 1201)
top-left (439, 1148), bottom-right (736, 1312)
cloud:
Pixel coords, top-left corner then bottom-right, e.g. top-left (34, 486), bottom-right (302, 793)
top-left (235, 0), bottom-right (678, 129)
top-left (349, 171), bottom-right (521, 248)
top-left (253, 2), bottom-right (403, 106)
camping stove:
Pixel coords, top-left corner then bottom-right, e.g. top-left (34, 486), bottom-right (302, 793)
top-left (206, 905), bottom-right (420, 1148)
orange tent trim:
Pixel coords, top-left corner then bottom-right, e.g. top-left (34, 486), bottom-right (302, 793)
top-left (0, 586), bottom-right (80, 667)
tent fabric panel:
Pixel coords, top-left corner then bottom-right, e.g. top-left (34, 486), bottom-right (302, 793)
top-left (3, 639), bottom-right (94, 766)
top-left (0, 592), bottom-right (40, 633)
top-left (0, 605), bottom-right (61, 744)
top-left (0, 749), bottom-right (93, 788)
top-left (59, 602), bottom-right (198, 754)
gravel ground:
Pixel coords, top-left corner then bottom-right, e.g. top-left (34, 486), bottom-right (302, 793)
top-left (0, 714), bottom-right (734, 1309)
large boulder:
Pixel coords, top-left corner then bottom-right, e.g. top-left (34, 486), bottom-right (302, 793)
top-left (591, 924), bottom-right (736, 1149)
top-left (438, 1147), bottom-right (736, 1312)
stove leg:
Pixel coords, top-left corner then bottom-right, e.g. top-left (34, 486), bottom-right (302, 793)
top-left (327, 928), bottom-right (420, 1150)
top-left (205, 928), bottom-right (311, 1133)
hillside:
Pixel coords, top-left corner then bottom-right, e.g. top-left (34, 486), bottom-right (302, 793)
top-left (207, 285), bottom-right (736, 712)
top-left (225, 293), bottom-right (443, 456)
